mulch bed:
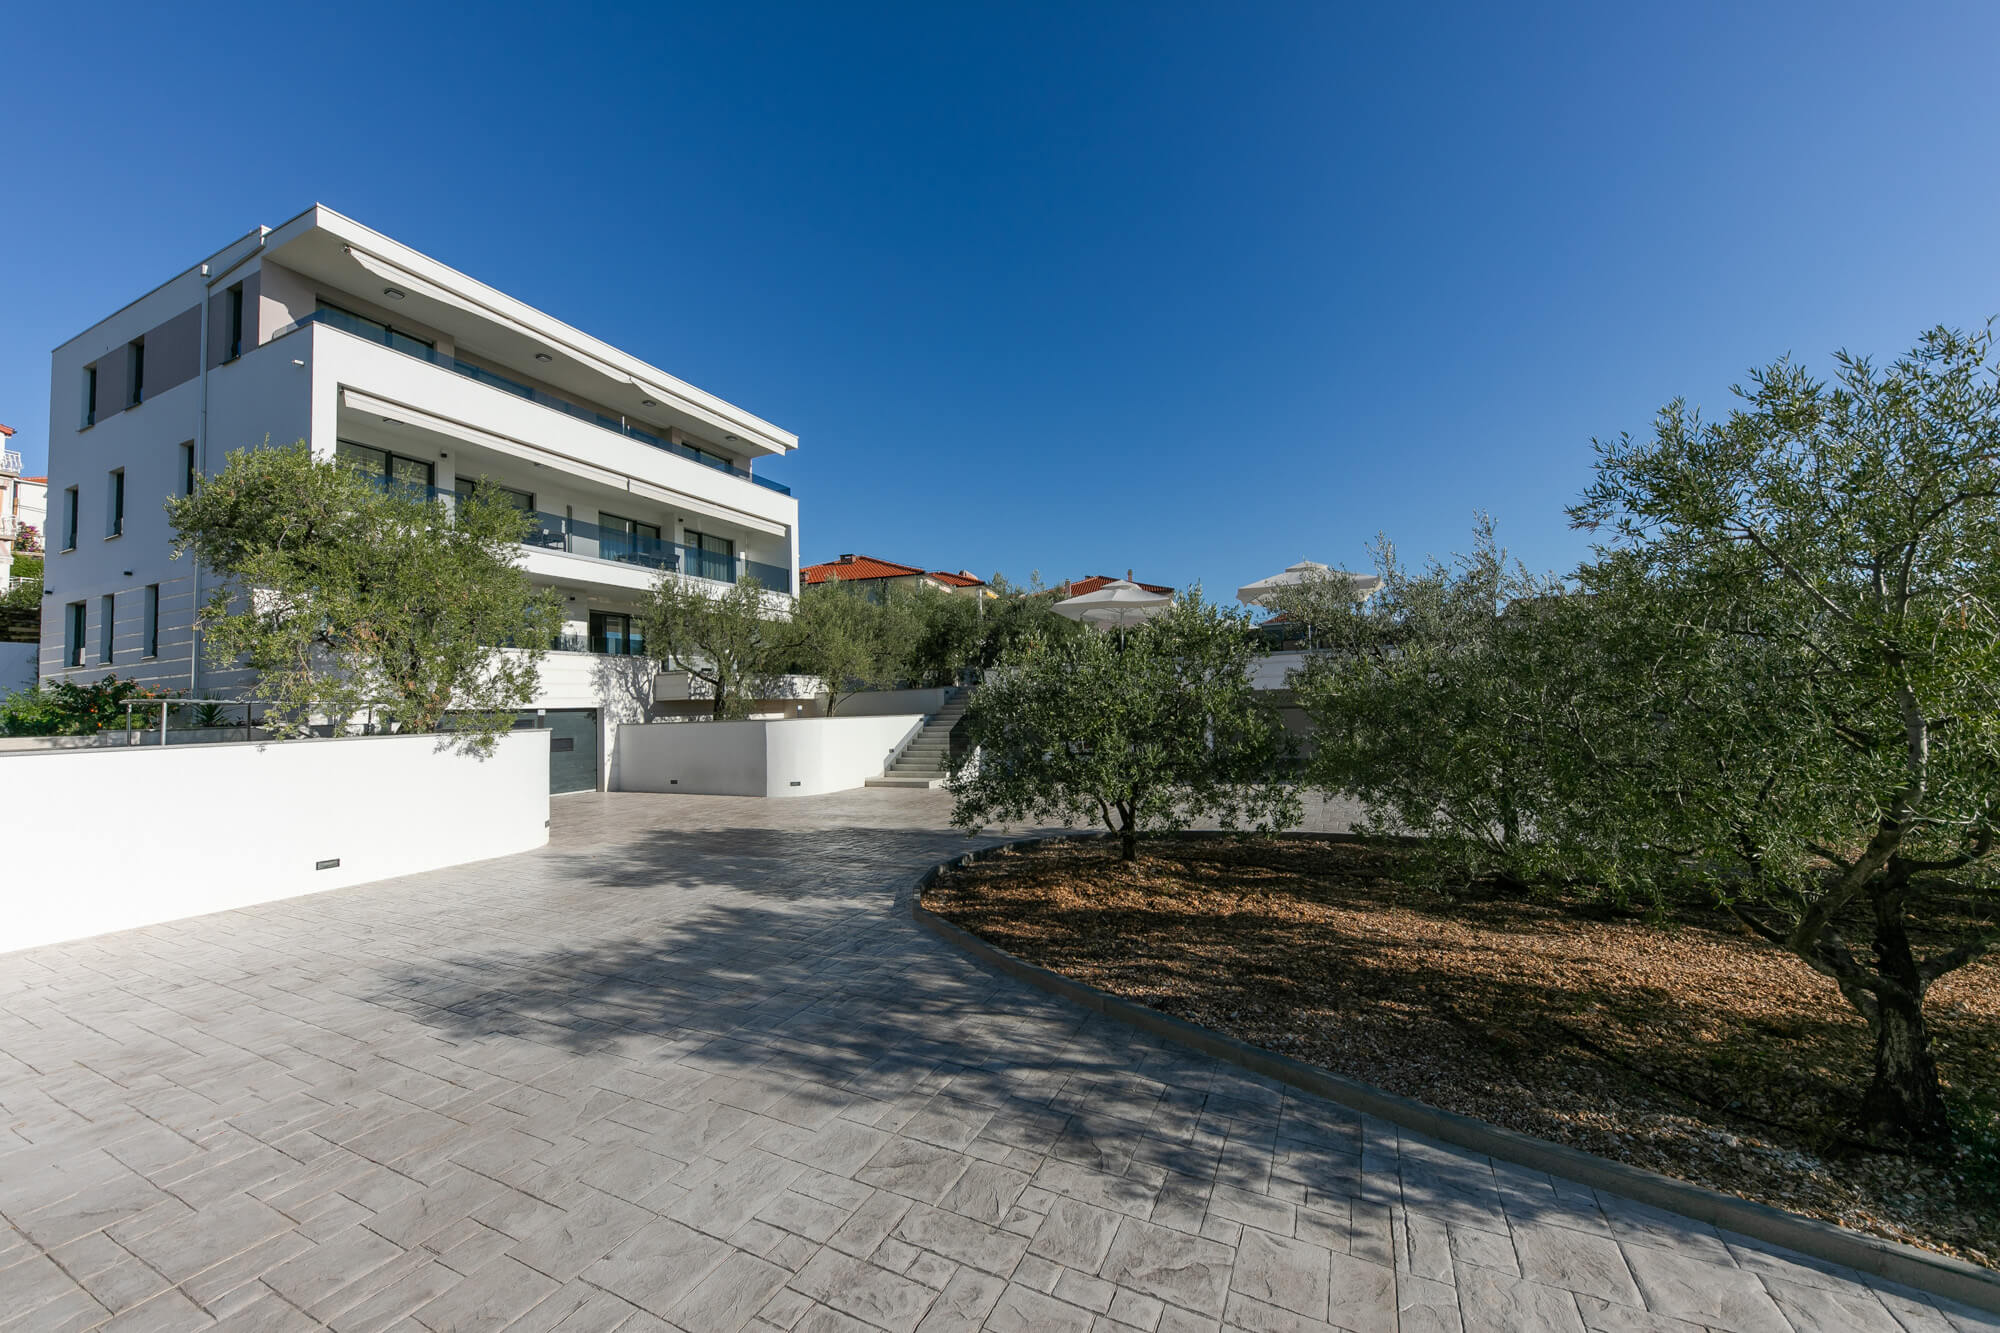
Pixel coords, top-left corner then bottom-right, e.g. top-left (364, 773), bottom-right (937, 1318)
top-left (922, 834), bottom-right (2000, 1268)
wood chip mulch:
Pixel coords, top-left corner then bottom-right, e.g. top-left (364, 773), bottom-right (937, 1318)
top-left (922, 835), bottom-right (2000, 1268)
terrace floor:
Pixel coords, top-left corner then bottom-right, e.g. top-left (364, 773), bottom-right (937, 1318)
top-left (0, 789), bottom-right (1989, 1332)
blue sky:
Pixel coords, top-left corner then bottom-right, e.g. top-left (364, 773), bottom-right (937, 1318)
top-left (5, 3), bottom-right (1999, 597)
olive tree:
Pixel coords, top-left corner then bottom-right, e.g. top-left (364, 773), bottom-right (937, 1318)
top-left (785, 577), bottom-right (902, 714)
top-left (641, 573), bottom-right (784, 719)
top-left (168, 441), bottom-right (559, 752)
top-left (949, 593), bottom-right (1299, 860)
top-left (1272, 518), bottom-right (1644, 894)
top-left (1566, 325), bottom-right (2000, 1152)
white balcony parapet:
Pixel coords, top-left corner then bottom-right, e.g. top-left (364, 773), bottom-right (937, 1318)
top-left (0, 450), bottom-right (21, 476)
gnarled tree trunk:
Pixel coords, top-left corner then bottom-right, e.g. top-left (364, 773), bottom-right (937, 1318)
top-left (1858, 904), bottom-right (1951, 1151)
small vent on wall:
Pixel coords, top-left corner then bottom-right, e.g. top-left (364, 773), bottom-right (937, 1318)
top-left (315, 858), bottom-right (340, 871)
top-left (789, 780), bottom-right (802, 787)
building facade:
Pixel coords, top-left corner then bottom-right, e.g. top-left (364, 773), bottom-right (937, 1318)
top-left (41, 205), bottom-right (800, 789)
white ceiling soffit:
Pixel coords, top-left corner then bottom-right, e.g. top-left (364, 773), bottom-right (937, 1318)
top-left (341, 388), bottom-right (788, 535)
top-left (340, 388), bottom-right (628, 491)
top-left (625, 476), bottom-right (786, 536)
top-left (341, 245), bottom-right (781, 453)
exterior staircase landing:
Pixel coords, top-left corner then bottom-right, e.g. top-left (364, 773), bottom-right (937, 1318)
top-left (864, 689), bottom-right (970, 789)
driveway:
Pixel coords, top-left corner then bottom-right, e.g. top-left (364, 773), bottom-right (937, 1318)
top-left (0, 789), bottom-right (1989, 1332)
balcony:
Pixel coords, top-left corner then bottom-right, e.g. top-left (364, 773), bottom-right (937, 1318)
top-left (524, 510), bottom-right (792, 592)
top-left (369, 479), bottom-right (792, 593)
top-left (0, 450), bottom-right (20, 476)
top-left (294, 307), bottom-right (791, 495)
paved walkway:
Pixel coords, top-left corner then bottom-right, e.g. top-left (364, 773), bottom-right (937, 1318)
top-left (1, 790), bottom-right (1992, 1333)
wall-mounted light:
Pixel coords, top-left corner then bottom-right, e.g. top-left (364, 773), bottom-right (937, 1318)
top-left (724, 434), bottom-right (740, 443)
top-left (383, 288), bottom-right (406, 300)
top-left (534, 352), bottom-right (553, 363)
top-left (641, 398), bottom-right (658, 407)
top-left (438, 451), bottom-right (449, 459)
top-left (291, 358), bottom-right (306, 367)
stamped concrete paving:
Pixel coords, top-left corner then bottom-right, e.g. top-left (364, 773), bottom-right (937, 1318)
top-left (2, 789), bottom-right (1993, 1333)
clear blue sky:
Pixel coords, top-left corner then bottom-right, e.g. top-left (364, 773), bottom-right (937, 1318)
top-left (6, 3), bottom-right (1999, 596)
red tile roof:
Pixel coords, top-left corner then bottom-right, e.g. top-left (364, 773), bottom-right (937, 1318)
top-left (1058, 574), bottom-right (1174, 597)
top-left (0, 425), bottom-right (14, 437)
top-left (801, 554), bottom-right (989, 589)
top-left (802, 554), bottom-right (928, 584)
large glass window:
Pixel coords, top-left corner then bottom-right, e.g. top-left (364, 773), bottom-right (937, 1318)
top-left (99, 594), bottom-right (115, 663)
top-left (587, 610), bottom-right (644, 656)
top-left (226, 284), bottom-right (245, 360)
top-left (66, 602), bottom-right (85, 667)
top-left (144, 585), bottom-right (160, 659)
top-left (453, 476), bottom-right (534, 513)
top-left (337, 441), bottom-right (434, 494)
top-left (683, 528), bottom-right (735, 582)
top-left (83, 366), bottom-right (97, 427)
top-left (108, 469), bottom-right (125, 537)
top-left (597, 512), bottom-right (663, 566)
top-left (62, 487), bottom-right (78, 550)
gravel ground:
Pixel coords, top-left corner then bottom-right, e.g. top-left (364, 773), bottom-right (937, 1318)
top-left (922, 834), bottom-right (2000, 1269)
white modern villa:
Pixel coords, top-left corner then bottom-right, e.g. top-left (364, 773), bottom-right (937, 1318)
top-left (40, 205), bottom-right (800, 791)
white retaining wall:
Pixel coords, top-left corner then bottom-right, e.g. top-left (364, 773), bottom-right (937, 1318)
top-left (0, 730), bottom-right (551, 954)
top-left (833, 687), bottom-right (953, 717)
top-left (617, 714), bottom-right (925, 797)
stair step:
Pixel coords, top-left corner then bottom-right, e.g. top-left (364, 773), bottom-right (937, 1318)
top-left (866, 775), bottom-right (945, 788)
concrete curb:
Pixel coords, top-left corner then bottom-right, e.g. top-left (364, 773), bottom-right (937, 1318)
top-left (908, 832), bottom-right (2000, 1316)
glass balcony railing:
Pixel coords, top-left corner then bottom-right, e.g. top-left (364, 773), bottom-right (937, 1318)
top-left (295, 307), bottom-right (792, 495)
top-left (523, 509), bottom-right (795, 594)
top-left (356, 479), bottom-right (794, 593)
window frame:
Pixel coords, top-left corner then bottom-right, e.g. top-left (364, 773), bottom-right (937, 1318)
top-left (83, 366), bottom-right (97, 427)
top-left (127, 339), bottom-right (145, 406)
top-left (226, 284), bottom-right (245, 360)
top-left (143, 584), bottom-right (160, 659)
top-left (107, 468), bottom-right (125, 538)
top-left (98, 593), bottom-right (115, 664)
top-left (62, 487), bottom-right (79, 551)
top-left (66, 601), bottom-right (86, 668)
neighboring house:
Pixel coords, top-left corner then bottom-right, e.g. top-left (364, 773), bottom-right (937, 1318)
top-left (801, 554), bottom-right (993, 600)
top-left (1051, 573), bottom-right (1174, 598)
top-left (0, 427), bottom-right (37, 591)
top-left (42, 204), bottom-right (801, 791)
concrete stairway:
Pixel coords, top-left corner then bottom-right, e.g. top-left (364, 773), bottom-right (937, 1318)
top-left (864, 689), bottom-right (971, 789)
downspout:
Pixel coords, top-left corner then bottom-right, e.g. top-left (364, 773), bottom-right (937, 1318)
top-left (192, 264), bottom-right (210, 694)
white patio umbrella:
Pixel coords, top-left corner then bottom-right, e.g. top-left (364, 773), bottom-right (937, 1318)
top-left (1235, 560), bottom-right (1382, 607)
top-left (1052, 579), bottom-right (1174, 630)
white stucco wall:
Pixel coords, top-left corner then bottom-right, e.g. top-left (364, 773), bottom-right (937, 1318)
top-left (0, 730), bottom-right (550, 953)
top-left (0, 642), bottom-right (35, 692)
top-left (616, 714), bottom-right (924, 797)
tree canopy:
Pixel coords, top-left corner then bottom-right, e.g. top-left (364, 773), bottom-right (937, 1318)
top-left (640, 573), bottom-right (786, 719)
top-left (950, 593), bottom-right (1298, 859)
top-left (168, 441), bottom-right (559, 752)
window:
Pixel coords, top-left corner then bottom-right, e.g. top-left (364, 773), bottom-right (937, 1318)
top-left (99, 594), bottom-right (115, 664)
top-left (83, 366), bottom-right (97, 427)
top-left (181, 443), bottom-right (197, 496)
top-left (144, 585), bottom-right (160, 658)
top-left (66, 602), bottom-right (86, 667)
top-left (597, 512), bottom-right (663, 567)
top-left (683, 528), bottom-right (735, 582)
top-left (226, 284), bottom-right (245, 360)
top-left (336, 441), bottom-right (434, 493)
top-left (453, 477), bottom-right (534, 513)
top-left (587, 610), bottom-right (643, 656)
top-left (127, 339), bottom-right (145, 406)
top-left (108, 469), bottom-right (125, 538)
top-left (62, 487), bottom-right (78, 551)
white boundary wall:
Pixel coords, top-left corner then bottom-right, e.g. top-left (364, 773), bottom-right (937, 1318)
top-left (1, 731), bottom-right (550, 954)
top-left (617, 715), bottom-right (924, 797)
top-left (0, 642), bottom-right (34, 693)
